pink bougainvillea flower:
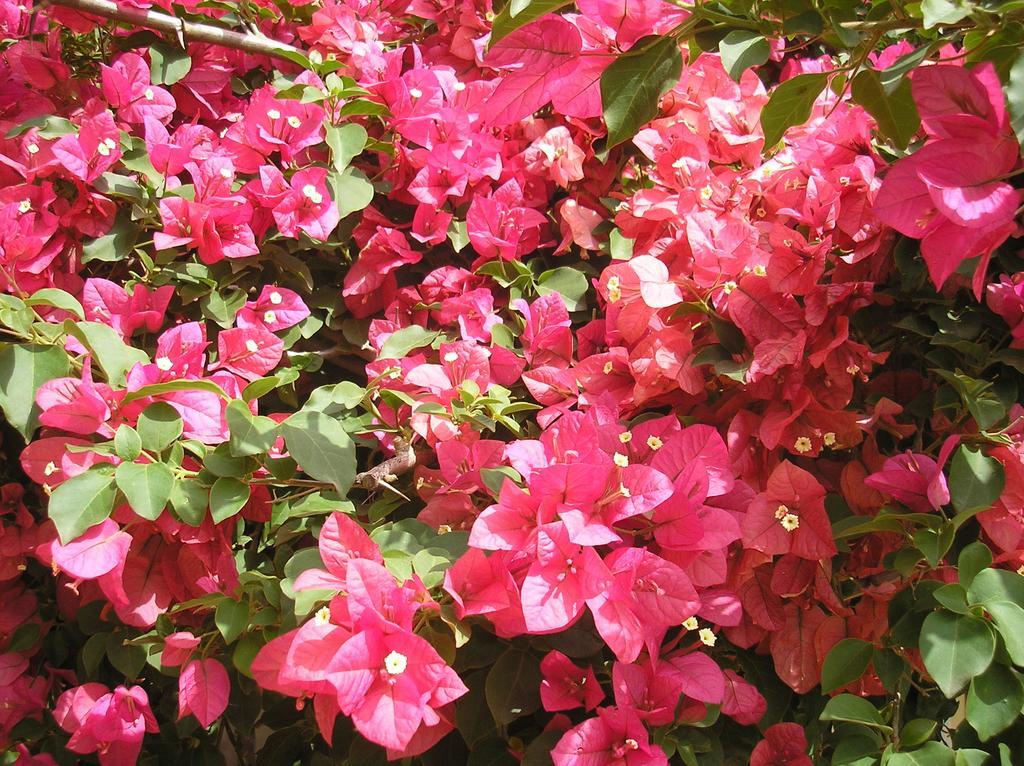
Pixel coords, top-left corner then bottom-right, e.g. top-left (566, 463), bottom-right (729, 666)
top-left (236, 285), bottom-right (311, 332)
top-left (178, 658), bottom-right (230, 728)
top-left (551, 706), bottom-right (668, 766)
top-left (466, 179), bottom-right (548, 262)
top-left (48, 518), bottom-right (131, 579)
top-left (863, 436), bottom-right (958, 513)
top-left (741, 461), bottom-right (837, 561)
top-left (51, 102), bottom-right (122, 183)
top-left (540, 650), bottom-right (604, 712)
top-left (162, 632), bottom-right (201, 667)
top-left (520, 521), bottom-right (611, 633)
top-left (327, 627), bottom-right (468, 751)
top-left (212, 325), bottom-right (284, 381)
top-left (750, 722), bottom-right (813, 766)
top-left (54, 683), bottom-right (158, 766)
top-left (100, 53), bottom-right (175, 125)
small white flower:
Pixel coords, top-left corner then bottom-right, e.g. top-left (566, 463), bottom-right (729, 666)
top-left (408, 87), bottom-right (423, 99)
top-left (698, 628), bottom-right (717, 647)
top-left (268, 291), bottom-right (283, 305)
top-left (613, 453), bottom-right (629, 468)
top-left (618, 432), bottom-right (632, 444)
top-left (443, 351), bottom-right (459, 363)
top-left (245, 339), bottom-right (260, 353)
top-left (314, 606), bottom-right (331, 625)
top-left (144, 88), bottom-right (154, 100)
top-left (264, 310), bottom-right (277, 324)
top-left (17, 199), bottom-right (31, 214)
top-left (646, 436), bottom-right (663, 451)
top-left (682, 616), bottom-right (699, 631)
top-left (267, 108), bottom-right (281, 120)
top-left (794, 436), bottom-right (813, 454)
top-left (44, 461), bottom-right (58, 477)
top-left (26, 143), bottom-right (39, 155)
top-left (219, 167), bottom-right (232, 178)
top-left (781, 513), bottom-right (800, 532)
top-left (287, 115), bottom-right (302, 128)
top-left (156, 356), bottom-right (173, 371)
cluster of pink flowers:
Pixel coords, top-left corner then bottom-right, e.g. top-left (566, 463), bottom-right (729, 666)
top-left (0, 0), bottom-right (1022, 757)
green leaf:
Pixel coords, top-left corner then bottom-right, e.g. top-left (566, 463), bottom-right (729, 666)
top-left (820, 694), bottom-right (891, 731)
top-left (226, 400), bottom-right (279, 457)
top-left (215, 599), bottom-right (248, 644)
top-left (325, 123), bottom-right (367, 172)
top-left (914, 523), bottom-right (954, 567)
top-left (967, 664), bottom-right (1024, 740)
top-left (25, 288), bottom-right (84, 320)
top-left (170, 478), bottom-right (208, 527)
top-left (137, 402), bottom-right (184, 452)
top-left (115, 462), bottom-right (174, 521)
top-left (968, 567), bottom-right (1024, 606)
top-left (955, 749), bottom-right (992, 766)
top-left (326, 167), bottom-right (375, 220)
top-left (760, 72), bottom-right (828, 147)
top-left (949, 446), bottom-right (1005, 515)
top-left (983, 601), bottom-right (1024, 666)
top-left (536, 267), bottom-right (589, 311)
top-left (114, 425), bottom-right (142, 462)
top-left (379, 326), bottom-right (438, 360)
top-left (121, 378), bottom-right (227, 405)
top-left (933, 583), bottom-right (970, 614)
top-left (106, 631), bottom-right (147, 680)
top-left (280, 411), bottom-right (356, 496)
top-left (490, 0), bottom-right (572, 44)
top-left (82, 214), bottom-right (138, 263)
top-left (899, 719), bottom-right (937, 749)
top-left (920, 612), bottom-right (996, 698)
top-left (150, 42), bottom-right (192, 85)
top-left (850, 70), bottom-right (919, 149)
top-left (49, 468), bottom-right (117, 544)
top-left (0, 344), bottom-right (69, 439)
top-left (886, 742), bottom-right (955, 766)
top-left (821, 638), bottom-right (874, 693)
top-left (485, 649), bottom-right (542, 725)
top-left (718, 31), bottom-right (770, 81)
top-left (63, 321), bottom-right (150, 386)
top-left (921, 0), bottom-right (973, 28)
top-left (959, 543), bottom-right (993, 589)
top-left (1008, 52), bottom-right (1024, 148)
top-left (601, 35), bottom-right (683, 151)
top-left (210, 477), bottom-right (251, 523)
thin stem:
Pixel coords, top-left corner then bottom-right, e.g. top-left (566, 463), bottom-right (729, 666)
top-left (42, 0), bottom-right (304, 62)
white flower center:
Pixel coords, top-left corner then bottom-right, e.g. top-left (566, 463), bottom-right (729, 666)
top-left (144, 88), bottom-right (154, 100)
top-left (384, 650), bottom-right (407, 675)
top-left (219, 167), bottom-right (232, 178)
top-left (18, 199), bottom-right (31, 214)
top-left (409, 87), bottom-right (423, 99)
top-left (267, 108), bottom-right (281, 120)
top-left (44, 461), bottom-right (58, 476)
top-left (287, 115), bottom-right (302, 128)
top-left (156, 356), bottom-right (173, 371)
top-left (264, 310), bottom-right (277, 324)
top-left (443, 351), bottom-right (459, 362)
top-left (245, 339), bottom-right (259, 353)
top-left (302, 184), bottom-right (323, 205)
top-left (268, 291), bottom-right (283, 305)
top-left (26, 143), bottom-right (39, 154)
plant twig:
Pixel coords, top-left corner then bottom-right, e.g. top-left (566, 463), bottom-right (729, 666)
top-left (43, 0), bottom-right (304, 62)
top-left (353, 437), bottom-right (416, 494)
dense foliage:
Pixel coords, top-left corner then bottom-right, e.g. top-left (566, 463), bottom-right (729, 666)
top-left (2, 0), bottom-right (1024, 763)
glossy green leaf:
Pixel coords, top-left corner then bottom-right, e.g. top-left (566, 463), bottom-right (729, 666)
top-left (920, 612), bottom-right (995, 698)
top-left (63, 321), bottom-right (150, 386)
top-left (1009, 52), bottom-right (1024, 147)
top-left (0, 344), bottom-right (70, 439)
top-left (25, 288), bottom-right (84, 320)
top-left (326, 167), bottom-right (375, 220)
top-left (490, 0), bottom-right (573, 44)
top-left (215, 599), bottom-right (248, 644)
top-left (967, 664), bottom-right (1024, 740)
top-left (485, 649), bottom-right (542, 725)
top-left (325, 123), bottom-right (367, 172)
top-left (379, 326), bottom-right (438, 360)
top-left (137, 402), bottom-right (184, 453)
top-left (821, 638), bottom-right (874, 693)
top-left (921, 0), bottom-right (973, 28)
top-left (601, 35), bottom-right (683, 151)
top-left (49, 468), bottom-right (117, 544)
top-left (886, 742), bottom-right (955, 766)
top-left (760, 72), bottom-right (828, 147)
top-left (280, 411), bottom-right (356, 496)
top-left (209, 477), bottom-right (251, 523)
top-left (150, 42), bottom-right (192, 85)
top-left (949, 446), bottom-right (1005, 515)
top-left (718, 31), bottom-right (770, 81)
top-left (226, 400), bottom-right (279, 457)
top-left (959, 543), bottom-right (993, 589)
top-left (115, 461), bottom-right (174, 521)
top-left (536, 267), bottom-right (589, 311)
top-left (850, 70), bottom-right (919, 148)
top-left (114, 425), bottom-right (143, 462)
top-left (820, 694), bottom-right (891, 731)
